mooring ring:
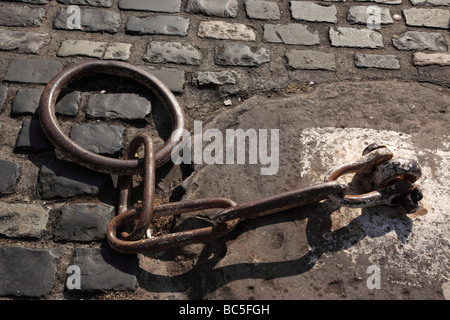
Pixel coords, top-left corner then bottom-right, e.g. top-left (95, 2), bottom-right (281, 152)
top-left (38, 60), bottom-right (186, 175)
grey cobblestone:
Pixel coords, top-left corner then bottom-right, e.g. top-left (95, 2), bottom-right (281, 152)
top-left (6, 0), bottom-right (51, 4)
top-left (4, 58), bottom-right (63, 84)
top-left (0, 203), bottom-right (48, 238)
top-left (215, 44), bottom-right (270, 67)
top-left (354, 53), bottom-right (400, 69)
top-left (58, 40), bottom-right (132, 61)
top-left (286, 49), bottom-right (336, 71)
top-left (263, 23), bottom-right (320, 45)
top-left (57, 0), bottom-right (114, 7)
top-left (0, 160), bottom-right (20, 195)
top-left (0, 29), bottom-right (50, 54)
top-left (354, 0), bottom-right (402, 4)
top-left (0, 246), bottom-right (58, 297)
top-left (16, 119), bottom-right (54, 151)
top-left (403, 8), bottom-right (450, 29)
top-left (413, 52), bottom-right (450, 65)
top-left (0, 4), bottom-right (46, 27)
top-left (244, 0), bottom-right (281, 20)
top-left (347, 6), bottom-right (394, 25)
top-left (393, 31), bottom-right (447, 51)
top-left (54, 203), bottom-right (114, 241)
top-left (53, 7), bottom-right (121, 33)
top-left (70, 124), bottom-right (125, 155)
top-left (329, 27), bottom-right (384, 49)
top-left (198, 21), bottom-right (256, 41)
top-left (186, 0), bottom-right (238, 18)
top-left (145, 67), bottom-right (185, 93)
top-left (125, 16), bottom-right (189, 36)
top-left (0, 86), bottom-right (7, 111)
top-left (69, 247), bottom-right (138, 292)
top-left (118, 0), bottom-right (181, 12)
top-left (144, 41), bottom-right (202, 66)
top-left (410, 0), bottom-right (449, 5)
top-left (291, 1), bottom-right (337, 23)
top-left (86, 93), bottom-right (152, 120)
top-left (193, 71), bottom-right (237, 86)
top-left (38, 160), bottom-right (113, 199)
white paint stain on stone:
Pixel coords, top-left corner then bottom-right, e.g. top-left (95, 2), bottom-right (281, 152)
top-left (297, 127), bottom-right (449, 280)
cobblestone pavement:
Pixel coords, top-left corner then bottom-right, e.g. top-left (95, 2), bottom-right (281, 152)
top-left (0, 0), bottom-right (449, 300)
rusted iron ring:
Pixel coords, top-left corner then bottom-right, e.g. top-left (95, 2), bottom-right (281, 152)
top-left (38, 61), bottom-right (186, 175)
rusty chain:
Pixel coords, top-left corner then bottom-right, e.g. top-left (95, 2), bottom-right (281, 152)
top-left (39, 61), bottom-right (423, 254)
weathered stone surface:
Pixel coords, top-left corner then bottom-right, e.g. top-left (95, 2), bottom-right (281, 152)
top-left (103, 42), bottom-right (132, 61)
top-left (70, 124), bottom-right (125, 155)
top-left (0, 203), bottom-right (48, 238)
top-left (86, 93), bottom-right (152, 120)
top-left (38, 160), bottom-right (113, 199)
top-left (12, 88), bottom-right (80, 116)
top-left (354, 0), bottom-right (402, 4)
top-left (57, 40), bottom-right (132, 61)
top-left (16, 119), bottom-right (54, 151)
top-left (0, 4), bottom-right (45, 27)
top-left (263, 23), bottom-right (320, 45)
top-left (291, 1), bottom-right (337, 23)
top-left (53, 8), bottom-right (121, 33)
top-left (244, 0), bottom-right (280, 20)
top-left (186, 0), bottom-right (238, 18)
top-left (11, 88), bottom-right (42, 115)
top-left (54, 203), bottom-right (114, 241)
top-left (119, 0), bottom-right (181, 12)
top-left (410, 0), bottom-right (450, 5)
top-left (58, 40), bottom-right (108, 58)
top-left (0, 160), bottom-right (20, 195)
top-left (144, 42), bottom-right (202, 65)
top-left (125, 16), bottom-right (189, 36)
top-left (215, 44), bottom-right (270, 67)
top-left (286, 50), bottom-right (336, 71)
top-left (193, 71), bottom-right (236, 86)
top-left (145, 68), bottom-right (185, 93)
top-left (0, 29), bottom-right (50, 54)
top-left (6, 0), bottom-right (50, 3)
top-left (161, 81), bottom-right (450, 300)
top-left (4, 58), bottom-right (63, 84)
top-left (393, 31), bottom-right (447, 51)
top-left (329, 27), bottom-right (383, 49)
top-left (0, 246), bottom-right (58, 297)
top-left (347, 6), bottom-right (393, 25)
top-left (413, 52), bottom-right (450, 66)
top-left (354, 53), bottom-right (400, 69)
top-left (0, 86), bottom-right (8, 110)
top-left (57, 0), bottom-right (114, 7)
top-left (403, 8), bottom-right (450, 29)
top-left (198, 21), bottom-right (256, 41)
top-left (69, 247), bottom-right (138, 292)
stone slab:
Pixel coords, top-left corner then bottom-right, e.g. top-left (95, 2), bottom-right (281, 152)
top-left (0, 4), bottom-right (45, 27)
top-left (16, 119), bottom-right (54, 152)
top-left (193, 71), bottom-right (236, 86)
top-left (291, 1), bottom-right (337, 23)
top-left (244, 0), bottom-right (280, 20)
top-left (393, 31), bottom-right (447, 51)
top-left (286, 50), bottom-right (336, 71)
top-left (186, 0), bottom-right (238, 18)
top-left (69, 124), bottom-right (125, 155)
top-left (125, 16), bottom-right (189, 36)
top-left (413, 52), bottom-right (450, 66)
top-left (53, 8), bottom-right (121, 33)
top-left (86, 93), bottom-right (152, 120)
top-left (403, 8), bottom-right (450, 29)
top-left (329, 27), bottom-right (384, 49)
top-left (347, 6), bottom-right (394, 25)
top-left (198, 21), bottom-right (256, 41)
top-left (263, 23), bottom-right (320, 45)
top-left (215, 44), bottom-right (270, 67)
top-left (0, 160), bottom-right (20, 195)
top-left (0, 203), bottom-right (48, 238)
top-left (57, 0), bottom-right (114, 6)
top-left (4, 58), bottom-right (63, 84)
top-left (354, 53), bottom-right (400, 69)
top-left (69, 247), bottom-right (138, 292)
top-left (0, 246), bottom-right (58, 297)
top-left (54, 203), bottom-right (114, 241)
top-left (0, 29), bottom-right (50, 54)
top-left (118, 0), bottom-right (181, 12)
top-left (144, 41), bottom-right (202, 65)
